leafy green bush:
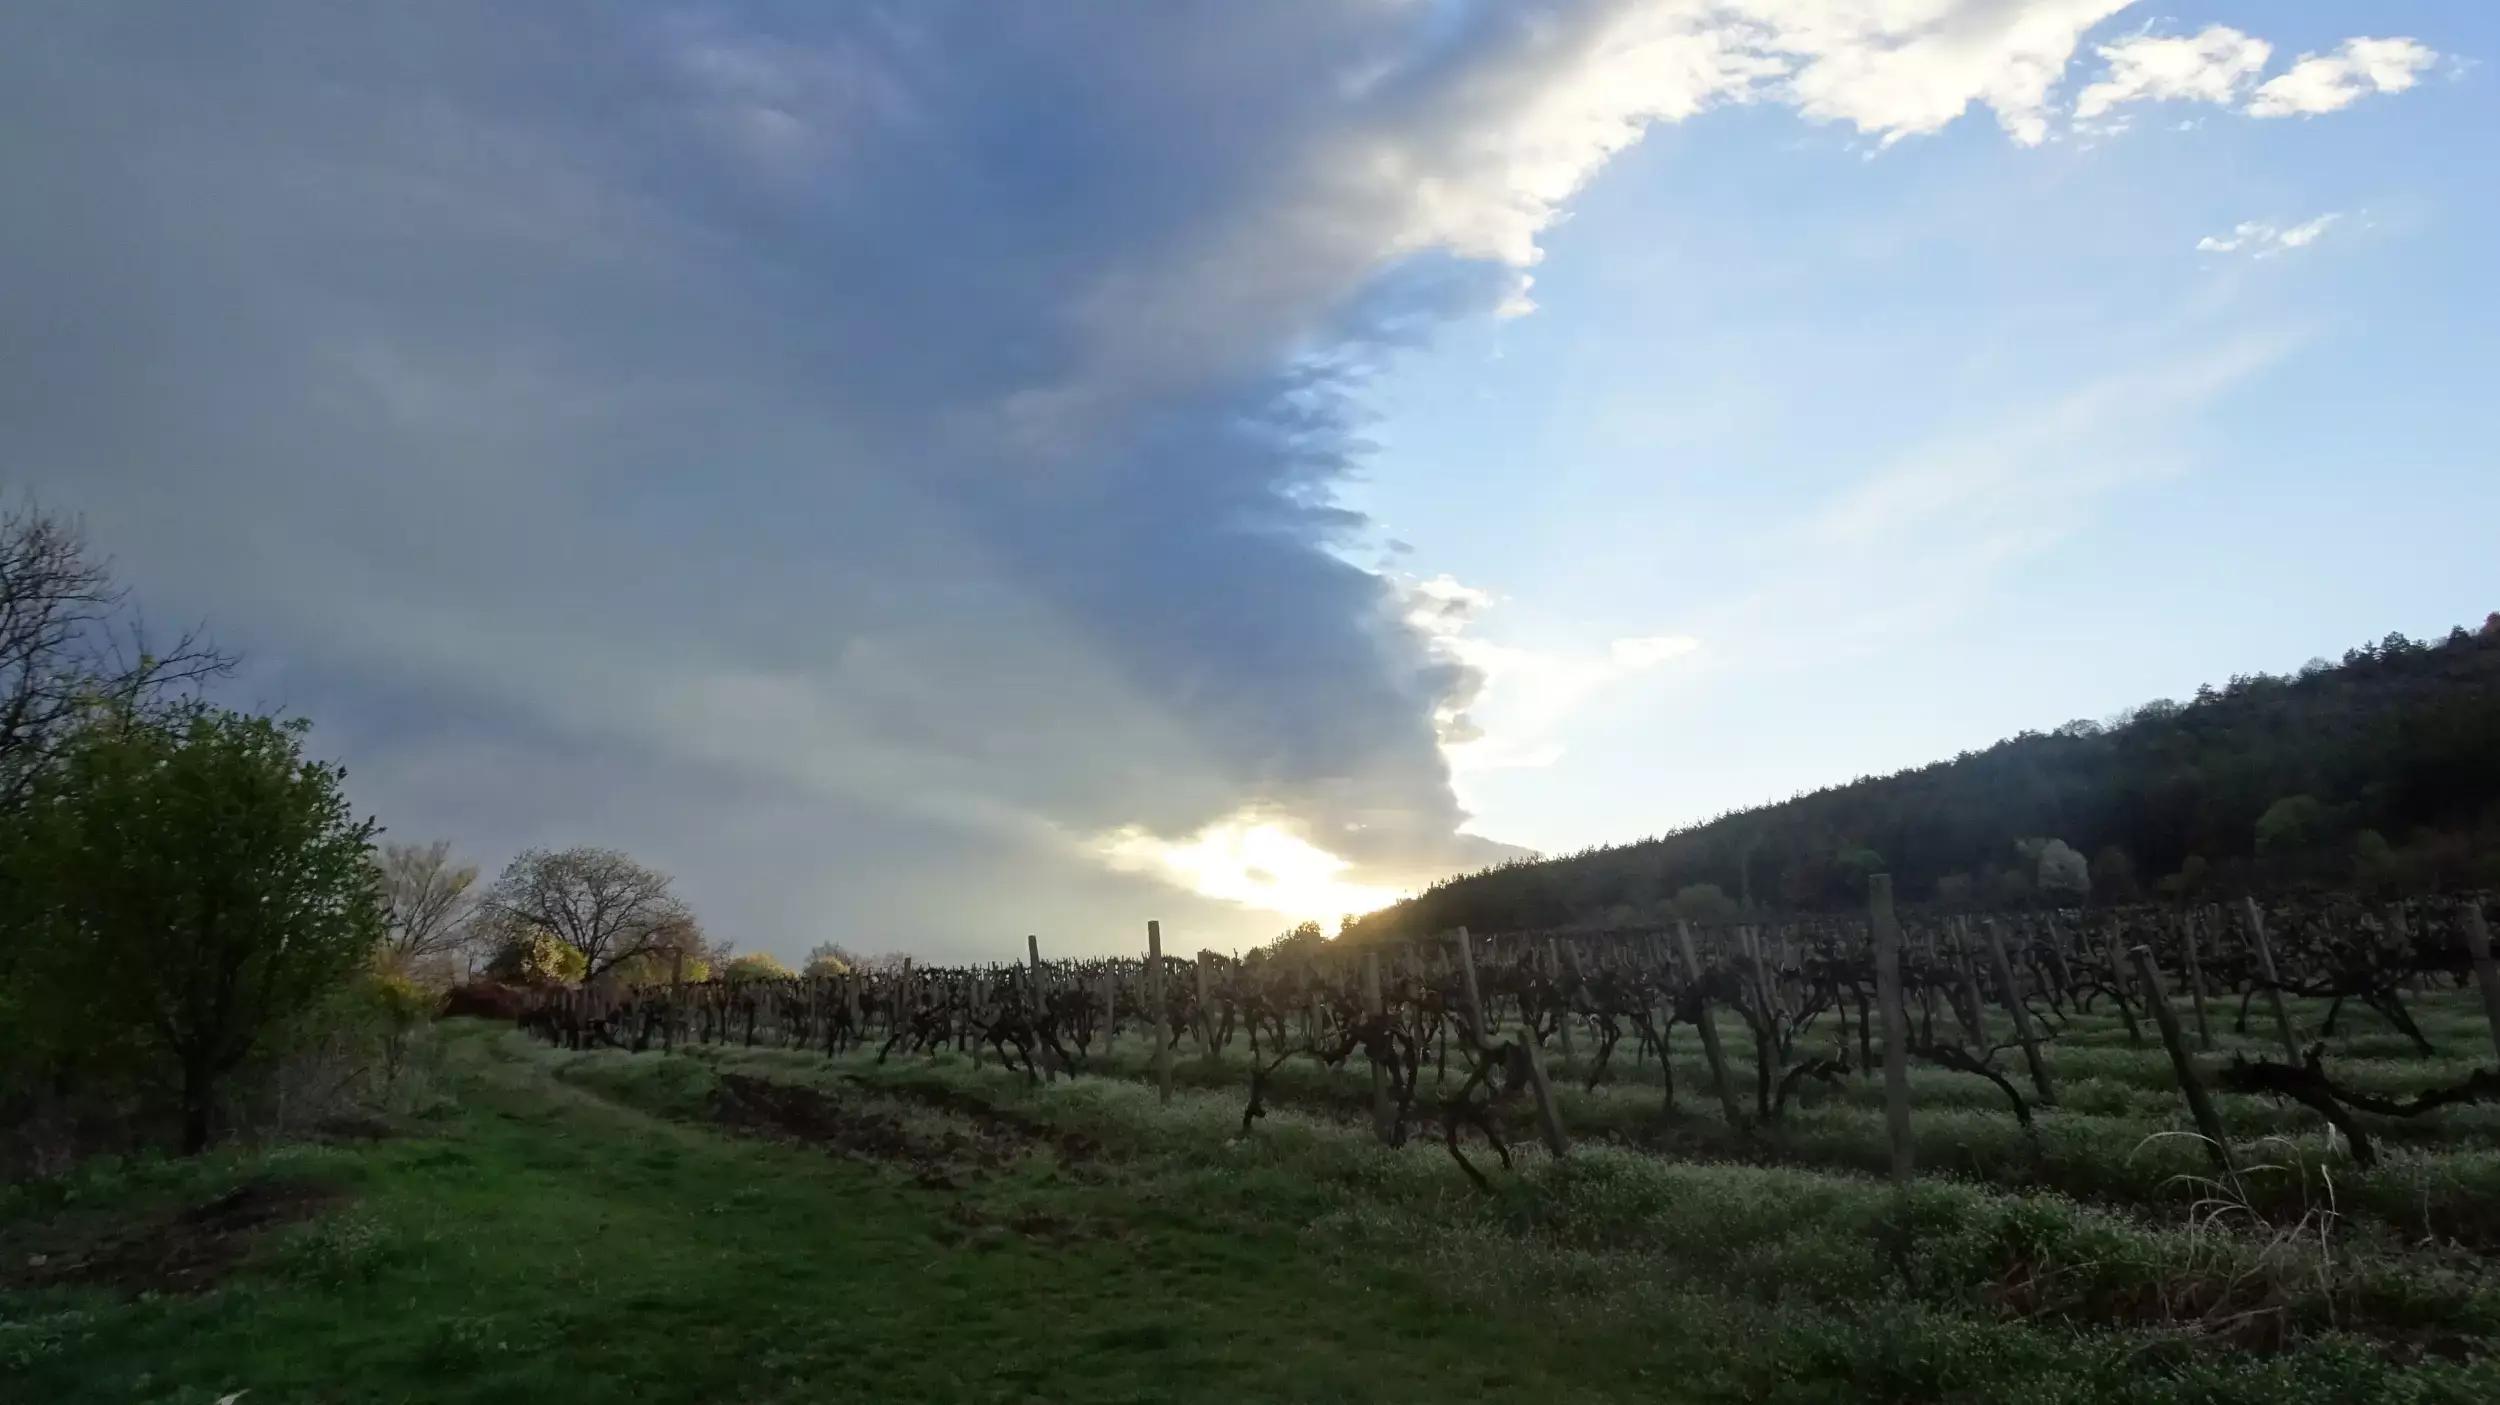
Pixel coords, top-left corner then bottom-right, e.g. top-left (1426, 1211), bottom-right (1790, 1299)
top-left (1, 703), bottom-right (383, 1152)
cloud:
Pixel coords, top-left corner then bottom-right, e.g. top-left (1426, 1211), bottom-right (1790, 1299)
top-left (1400, 575), bottom-right (1699, 775)
top-left (0, 2), bottom-right (2367, 957)
top-left (1011, 0), bottom-right (2160, 436)
top-left (1, 2), bottom-right (1530, 955)
top-left (2070, 28), bottom-right (2438, 129)
top-left (2074, 26), bottom-right (2270, 120)
top-left (2195, 214), bottom-right (2342, 257)
top-left (2249, 37), bottom-right (2440, 118)
top-left (1756, 0), bottom-right (2137, 147)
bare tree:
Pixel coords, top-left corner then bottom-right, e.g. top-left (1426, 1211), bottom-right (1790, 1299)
top-left (375, 840), bottom-right (481, 972)
top-left (481, 847), bottom-right (697, 982)
top-left (0, 500), bottom-right (231, 812)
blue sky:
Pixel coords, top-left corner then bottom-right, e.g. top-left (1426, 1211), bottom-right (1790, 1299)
top-left (1353, 0), bottom-right (2498, 864)
top-left (1, 2), bottom-right (2490, 959)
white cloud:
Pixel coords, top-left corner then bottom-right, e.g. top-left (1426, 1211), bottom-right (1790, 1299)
top-left (1400, 575), bottom-right (1698, 774)
top-left (1754, 0), bottom-right (2137, 147)
top-left (2069, 28), bottom-right (2438, 128)
top-left (1050, 0), bottom-right (2187, 420)
top-left (2195, 213), bottom-right (2342, 257)
top-left (2074, 25), bottom-right (2270, 120)
top-left (2248, 37), bottom-right (2438, 118)
top-left (1353, 3), bottom-right (2435, 281)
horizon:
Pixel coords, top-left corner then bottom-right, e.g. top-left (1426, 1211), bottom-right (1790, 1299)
top-left (6, 2), bottom-right (2494, 963)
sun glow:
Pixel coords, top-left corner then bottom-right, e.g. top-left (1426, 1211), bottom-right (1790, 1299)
top-left (1096, 813), bottom-right (1398, 925)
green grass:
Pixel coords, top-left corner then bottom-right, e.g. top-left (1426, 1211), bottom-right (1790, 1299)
top-left (618, 1033), bottom-right (2500, 1398)
top-left (737, 1040), bottom-right (2500, 1340)
top-left (3, 1026), bottom-right (1650, 1403)
top-left (6, 1018), bottom-right (2497, 1403)
top-left (1017, 991), bottom-right (2500, 1246)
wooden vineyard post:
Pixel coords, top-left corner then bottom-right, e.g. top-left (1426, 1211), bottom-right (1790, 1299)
top-left (2385, 903), bottom-right (2416, 999)
top-left (898, 957), bottom-right (914, 1046)
top-left (1548, 939), bottom-right (1575, 1073)
top-left (960, 970), bottom-right (981, 1067)
top-left (2131, 945), bottom-right (2232, 1175)
top-left (1193, 954), bottom-right (1217, 1067)
top-left (1950, 917), bottom-right (1989, 1050)
top-left (1451, 926), bottom-right (1566, 1160)
top-left (2039, 914), bottom-right (2078, 1005)
top-left (1451, 927), bottom-right (1488, 1041)
top-left (2101, 919), bottom-right (2142, 1047)
top-left (2177, 910), bottom-right (2214, 1052)
top-left (1982, 918), bottom-right (2057, 1105)
top-left (1148, 922), bottom-right (1172, 1104)
top-left (667, 948), bottom-right (684, 1055)
top-left (2239, 897), bottom-right (2301, 1063)
top-left (1363, 948), bottom-right (1394, 1144)
top-left (1630, 935), bottom-right (1650, 1065)
top-left (1676, 921), bottom-right (1744, 1129)
top-left (1870, 876), bottom-right (1913, 1182)
top-left (1307, 959), bottom-right (1325, 1051)
top-left (2459, 899), bottom-right (2500, 1069)
top-left (1027, 933), bottom-right (1059, 1079)
top-left (1516, 940), bottom-right (1561, 1138)
top-left (1744, 925), bottom-right (1779, 1029)
top-left (1101, 969), bottom-right (1118, 1051)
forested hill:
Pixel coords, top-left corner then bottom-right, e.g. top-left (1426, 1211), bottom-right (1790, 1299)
top-left (1344, 615), bottom-right (2500, 942)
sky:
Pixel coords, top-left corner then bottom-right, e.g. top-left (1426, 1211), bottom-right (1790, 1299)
top-left (2, 2), bottom-right (2492, 962)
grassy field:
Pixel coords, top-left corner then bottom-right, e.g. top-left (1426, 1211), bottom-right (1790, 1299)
top-left (5, 1004), bottom-right (2498, 1403)
top-left (1069, 990), bottom-right (2500, 1244)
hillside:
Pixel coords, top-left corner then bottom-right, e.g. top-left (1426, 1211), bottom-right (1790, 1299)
top-left (1346, 614), bottom-right (2500, 940)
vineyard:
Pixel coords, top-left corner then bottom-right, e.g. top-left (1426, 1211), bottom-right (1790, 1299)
top-left (405, 885), bottom-right (2500, 1396)
top-left (539, 887), bottom-right (2500, 1197)
top-left (22, 889), bottom-right (2500, 1403)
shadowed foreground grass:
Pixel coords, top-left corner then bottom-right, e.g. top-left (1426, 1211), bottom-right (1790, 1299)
top-left (5, 1018), bottom-right (2498, 1403)
top-left (1062, 991), bottom-right (2500, 1245)
top-left (4, 1026), bottom-right (1616, 1404)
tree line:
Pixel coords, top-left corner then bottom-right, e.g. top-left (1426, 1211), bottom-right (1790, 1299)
top-left (1345, 614), bottom-right (2500, 943)
top-left (383, 839), bottom-right (909, 991)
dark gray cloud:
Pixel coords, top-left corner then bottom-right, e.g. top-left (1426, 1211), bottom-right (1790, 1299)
top-left (0, 0), bottom-right (1581, 957)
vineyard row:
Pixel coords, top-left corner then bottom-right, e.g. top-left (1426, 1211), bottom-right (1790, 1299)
top-left (519, 884), bottom-right (2500, 1188)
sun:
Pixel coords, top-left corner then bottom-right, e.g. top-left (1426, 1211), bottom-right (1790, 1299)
top-left (1096, 812), bottom-right (1398, 926)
